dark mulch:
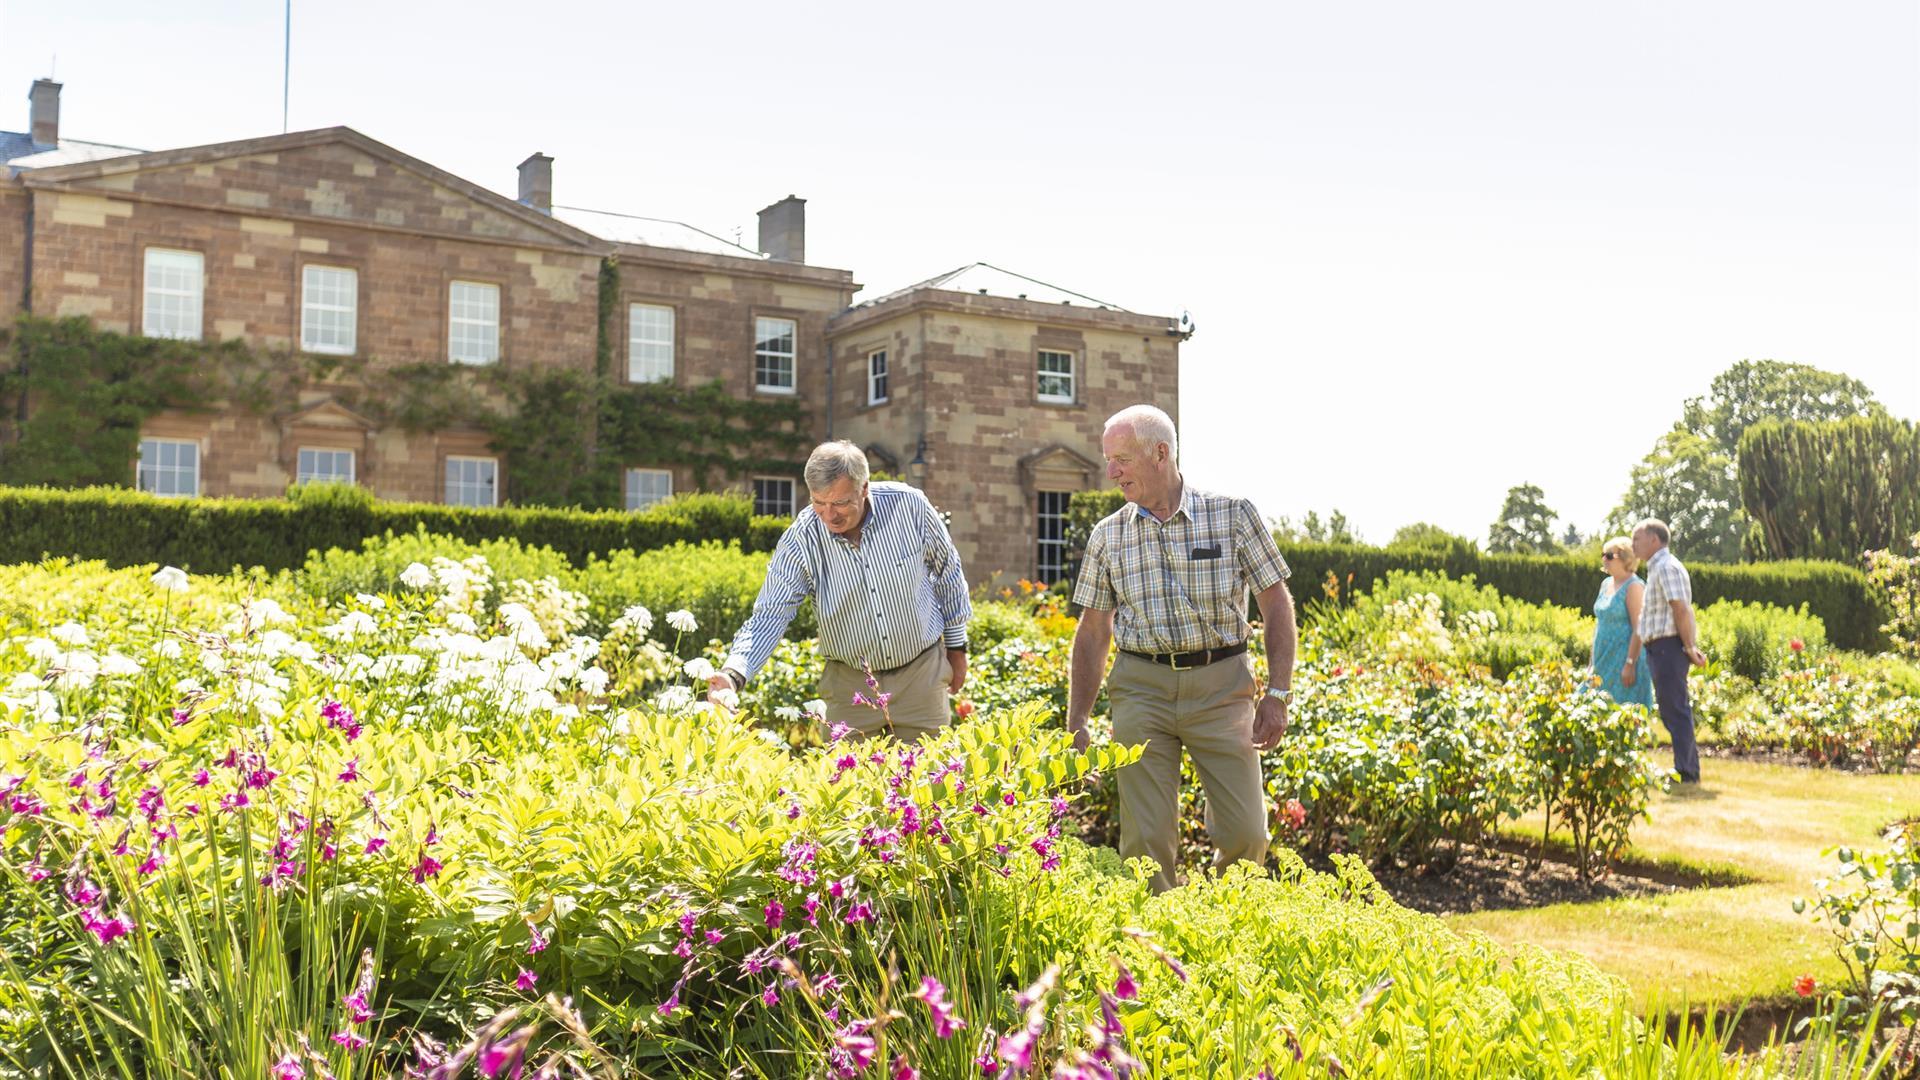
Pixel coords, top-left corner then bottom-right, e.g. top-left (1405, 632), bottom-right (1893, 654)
top-left (1325, 845), bottom-right (1686, 916)
top-left (1698, 744), bottom-right (1909, 775)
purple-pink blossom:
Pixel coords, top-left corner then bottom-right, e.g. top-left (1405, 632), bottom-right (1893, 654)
top-left (332, 1029), bottom-right (370, 1050)
top-left (911, 976), bottom-right (966, 1038)
top-left (765, 898), bottom-right (786, 928)
top-left (270, 1053), bottom-right (304, 1080)
top-left (412, 852), bottom-right (443, 883)
top-left (514, 968), bottom-right (538, 991)
top-left (337, 758), bottom-right (360, 783)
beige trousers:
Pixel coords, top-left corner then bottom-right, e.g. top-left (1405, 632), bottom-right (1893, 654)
top-left (1108, 650), bottom-right (1269, 893)
top-left (819, 642), bottom-right (950, 742)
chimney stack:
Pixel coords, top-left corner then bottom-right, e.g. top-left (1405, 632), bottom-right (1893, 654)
top-left (517, 153), bottom-right (553, 214)
top-left (758, 195), bottom-right (805, 262)
top-left (29, 79), bottom-right (61, 147)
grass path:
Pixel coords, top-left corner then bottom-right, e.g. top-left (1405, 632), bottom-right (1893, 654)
top-left (1449, 758), bottom-right (1920, 1009)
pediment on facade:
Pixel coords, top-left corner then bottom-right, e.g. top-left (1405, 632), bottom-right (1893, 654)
top-left (863, 443), bottom-right (900, 473)
top-left (22, 127), bottom-right (600, 251)
top-left (1018, 444), bottom-right (1099, 490)
top-left (279, 398), bottom-right (378, 434)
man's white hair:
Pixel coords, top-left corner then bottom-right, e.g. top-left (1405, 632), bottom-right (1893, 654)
top-left (1105, 404), bottom-right (1178, 462)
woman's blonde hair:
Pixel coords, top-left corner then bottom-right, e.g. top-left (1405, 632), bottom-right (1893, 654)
top-left (1603, 536), bottom-right (1637, 572)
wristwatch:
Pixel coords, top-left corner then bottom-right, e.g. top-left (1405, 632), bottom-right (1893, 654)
top-left (1265, 686), bottom-right (1293, 704)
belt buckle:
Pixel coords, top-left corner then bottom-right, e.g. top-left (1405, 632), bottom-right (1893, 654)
top-left (1168, 651), bottom-right (1195, 672)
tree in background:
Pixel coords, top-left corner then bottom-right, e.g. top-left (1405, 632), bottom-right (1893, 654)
top-left (1388, 522), bottom-right (1476, 553)
top-left (1605, 360), bottom-right (1885, 562)
top-left (1740, 414), bottom-right (1920, 562)
top-left (1488, 484), bottom-right (1561, 554)
top-left (1274, 509), bottom-right (1361, 545)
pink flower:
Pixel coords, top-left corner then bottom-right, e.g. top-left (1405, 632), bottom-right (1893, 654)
top-left (412, 852), bottom-right (443, 883)
top-left (977, 1053), bottom-right (1001, 1075)
top-left (1113, 960), bottom-right (1138, 1000)
top-left (271, 1053), bottom-right (304, 1080)
top-left (217, 791), bottom-right (249, 814)
top-left (764, 898), bottom-right (786, 928)
top-left (66, 770), bottom-right (87, 790)
top-left (657, 989), bottom-right (681, 1016)
top-left (322, 699), bottom-right (363, 742)
top-left (844, 901), bottom-right (875, 925)
top-left (996, 1028), bottom-right (1035, 1072)
top-left (191, 768), bottom-right (210, 787)
top-left (829, 1021), bottom-right (878, 1078)
top-left (1282, 798), bottom-right (1308, 830)
top-left (136, 785), bottom-right (164, 820)
top-left (171, 708), bottom-right (193, 726)
top-left (891, 1055), bottom-right (919, 1080)
top-left (344, 988), bottom-right (373, 1024)
top-left (1002, 792), bottom-right (1016, 807)
top-left (242, 766), bottom-right (280, 790)
top-left (137, 849), bottom-right (166, 876)
top-left (332, 1029), bottom-right (370, 1050)
top-left (762, 981), bottom-right (780, 1006)
top-left (829, 722), bottom-right (853, 742)
top-left (911, 976), bottom-right (966, 1038)
top-left (673, 938), bottom-right (693, 959)
top-left (1795, 974), bottom-right (1817, 997)
top-left (337, 758), bottom-right (360, 784)
top-left (363, 836), bottom-right (387, 855)
top-left (527, 927), bottom-right (549, 954)
top-left (82, 908), bottom-right (135, 945)
top-left (515, 968), bottom-right (538, 992)
top-left (704, 929), bottom-right (724, 945)
top-left (1790, 638), bottom-right (1806, 653)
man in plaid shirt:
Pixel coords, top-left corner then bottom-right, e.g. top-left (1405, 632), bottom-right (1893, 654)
top-left (1632, 518), bottom-right (1708, 783)
top-left (1068, 404), bottom-right (1297, 893)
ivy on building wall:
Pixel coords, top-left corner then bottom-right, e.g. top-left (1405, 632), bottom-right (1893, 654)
top-left (0, 263), bottom-right (811, 508)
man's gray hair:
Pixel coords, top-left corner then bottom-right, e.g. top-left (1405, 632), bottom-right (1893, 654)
top-left (1105, 404), bottom-right (1179, 463)
top-left (804, 440), bottom-right (871, 491)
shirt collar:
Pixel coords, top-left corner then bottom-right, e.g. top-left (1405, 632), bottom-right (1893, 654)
top-left (1131, 480), bottom-right (1195, 524)
top-left (823, 488), bottom-right (881, 546)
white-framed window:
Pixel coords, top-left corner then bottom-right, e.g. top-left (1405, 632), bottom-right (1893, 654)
top-left (301, 265), bottom-right (358, 355)
top-left (625, 468), bottom-right (673, 512)
top-left (137, 438), bottom-right (199, 498)
top-left (448, 280), bottom-right (500, 365)
top-left (1037, 350), bottom-right (1075, 404)
top-left (1036, 490), bottom-right (1072, 583)
top-left (297, 448), bottom-right (356, 485)
top-left (142, 248), bottom-right (204, 341)
top-left (445, 455), bottom-right (498, 507)
top-left (628, 303), bottom-right (675, 383)
top-left (867, 349), bottom-right (889, 405)
top-left (753, 476), bottom-right (796, 518)
top-left (754, 317), bottom-right (797, 393)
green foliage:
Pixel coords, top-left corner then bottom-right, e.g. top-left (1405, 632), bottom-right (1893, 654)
top-left (1487, 482), bottom-right (1562, 555)
top-left (1799, 827), bottom-right (1920, 1010)
top-left (1515, 665), bottom-right (1664, 883)
top-left (1387, 522), bottom-right (1477, 555)
top-left (1694, 653), bottom-right (1920, 770)
top-left (1273, 508), bottom-right (1361, 545)
top-left (0, 485), bottom-right (787, 573)
top-left (1308, 568), bottom-right (1593, 677)
top-left (1696, 599), bottom-right (1828, 682)
top-left (1864, 533), bottom-right (1920, 662)
top-left (1740, 414), bottom-right (1920, 562)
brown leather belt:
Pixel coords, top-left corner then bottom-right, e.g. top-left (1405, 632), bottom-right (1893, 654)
top-left (1120, 641), bottom-right (1248, 671)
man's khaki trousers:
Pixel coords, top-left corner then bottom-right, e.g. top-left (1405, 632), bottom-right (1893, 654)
top-left (1108, 650), bottom-right (1270, 893)
top-left (819, 642), bottom-right (950, 742)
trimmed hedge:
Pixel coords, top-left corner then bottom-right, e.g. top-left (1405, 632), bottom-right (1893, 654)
top-left (0, 483), bottom-right (789, 573)
top-left (1067, 489), bottom-right (1890, 651)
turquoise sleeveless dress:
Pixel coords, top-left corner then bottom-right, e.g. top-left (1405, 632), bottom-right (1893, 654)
top-left (1592, 575), bottom-right (1653, 707)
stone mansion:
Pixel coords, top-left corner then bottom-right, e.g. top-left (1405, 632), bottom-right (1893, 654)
top-left (0, 79), bottom-right (1187, 584)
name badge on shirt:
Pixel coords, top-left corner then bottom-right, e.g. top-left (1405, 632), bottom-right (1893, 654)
top-left (1190, 545), bottom-right (1222, 560)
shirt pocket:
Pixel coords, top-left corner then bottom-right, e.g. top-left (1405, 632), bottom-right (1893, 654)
top-left (1186, 536), bottom-right (1240, 607)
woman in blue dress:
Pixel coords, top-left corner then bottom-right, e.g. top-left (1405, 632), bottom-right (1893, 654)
top-left (1591, 536), bottom-right (1653, 708)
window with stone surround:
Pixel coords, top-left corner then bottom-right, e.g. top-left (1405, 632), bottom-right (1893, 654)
top-left (297, 448), bottom-right (356, 485)
top-left (754, 317), bottom-right (797, 393)
top-left (629, 304), bottom-right (674, 383)
top-left (626, 468), bottom-right (673, 511)
top-left (753, 476), bottom-right (795, 518)
top-left (142, 248), bottom-right (203, 341)
top-left (448, 281), bottom-right (500, 365)
top-left (301, 265), bottom-right (358, 355)
top-left (1036, 490), bottom-right (1072, 583)
top-left (137, 438), bottom-right (199, 498)
top-left (1037, 350), bottom-right (1075, 404)
top-left (445, 455), bottom-right (498, 507)
top-left (867, 349), bottom-right (889, 405)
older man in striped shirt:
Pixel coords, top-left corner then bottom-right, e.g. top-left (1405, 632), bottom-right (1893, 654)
top-left (707, 441), bottom-right (972, 740)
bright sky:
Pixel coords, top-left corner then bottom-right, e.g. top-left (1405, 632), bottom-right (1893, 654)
top-left (4, 1), bottom-right (1914, 544)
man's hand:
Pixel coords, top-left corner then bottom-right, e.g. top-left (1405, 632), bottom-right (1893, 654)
top-left (1686, 644), bottom-right (1708, 668)
top-left (705, 672), bottom-right (739, 711)
top-left (1621, 661), bottom-right (1638, 687)
top-left (1252, 696), bottom-right (1288, 751)
top-left (947, 648), bottom-right (968, 694)
top-left (1068, 725), bottom-right (1090, 753)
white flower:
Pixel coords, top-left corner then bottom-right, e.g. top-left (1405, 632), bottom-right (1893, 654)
top-left (154, 638), bottom-right (183, 659)
top-left (100, 652), bottom-right (143, 678)
top-left (354, 592), bottom-right (388, 611)
top-left (320, 610), bottom-right (379, 641)
top-left (803, 698), bottom-right (827, 717)
top-left (446, 612), bottom-right (479, 634)
top-left (151, 566), bottom-right (191, 592)
top-left (709, 687), bottom-right (739, 710)
top-left (578, 666), bottom-right (611, 695)
top-left (49, 622), bottom-right (90, 646)
top-left (774, 705), bottom-right (803, 721)
top-left (666, 609), bottom-right (698, 633)
top-left (654, 685), bottom-right (694, 711)
top-left (613, 605), bottom-right (654, 638)
top-left (682, 657), bottom-right (716, 681)
top-left (400, 562), bottom-right (435, 589)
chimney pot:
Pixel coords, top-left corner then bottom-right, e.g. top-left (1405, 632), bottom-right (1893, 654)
top-left (29, 78), bottom-right (61, 147)
top-left (517, 152), bottom-right (553, 214)
top-left (757, 195), bottom-right (806, 263)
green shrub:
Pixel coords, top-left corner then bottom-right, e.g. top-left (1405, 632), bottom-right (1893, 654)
top-left (576, 541), bottom-right (809, 653)
top-left (1696, 599), bottom-right (1828, 681)
top-left (0, 484), bottom-right (787, 573)
top-left (966, 599), bottom-right (1047, 652)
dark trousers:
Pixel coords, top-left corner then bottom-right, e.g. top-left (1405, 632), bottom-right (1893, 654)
top-left (1645, 636), bottom-right (1700, 781)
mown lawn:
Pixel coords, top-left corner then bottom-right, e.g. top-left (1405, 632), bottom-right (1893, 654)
top-left (1451, 757), bottom-right (1920, 1010)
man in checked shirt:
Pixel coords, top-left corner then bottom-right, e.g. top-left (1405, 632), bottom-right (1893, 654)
top-left (706, 441), bottom-right (972, 740)
top-left (1068, 404), bottom-right (1297, 893)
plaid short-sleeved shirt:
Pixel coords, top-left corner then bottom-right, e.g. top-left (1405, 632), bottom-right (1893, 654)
top-left (1638, 547), bottom-right (1693, 641)
top-left (1071, 483), bottom-right (1291, 653)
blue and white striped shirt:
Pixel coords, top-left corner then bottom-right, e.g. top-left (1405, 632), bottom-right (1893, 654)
top-left (723, 482), bottom-right (971, 682)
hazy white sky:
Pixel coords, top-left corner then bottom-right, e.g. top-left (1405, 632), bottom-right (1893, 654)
top-left (4, 1), bottom-right (1914, 543)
